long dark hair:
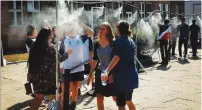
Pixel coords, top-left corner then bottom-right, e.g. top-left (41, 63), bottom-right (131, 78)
top-left (28, 28), bottom-right (52, 71)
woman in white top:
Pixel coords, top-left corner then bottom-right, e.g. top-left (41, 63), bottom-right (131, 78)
top-left (59, 21), bottom-right (94, 110)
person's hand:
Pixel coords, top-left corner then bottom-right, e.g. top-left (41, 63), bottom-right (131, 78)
top-left (87, 74), bottom-right (93, 85)
top-left (101, 72), bottom-right (109, 81)
top-left (108, 75), bottom-right (114, 84)
top-left (67, 49), bottom-right (72, 54)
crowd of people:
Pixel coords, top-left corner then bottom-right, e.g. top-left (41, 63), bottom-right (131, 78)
top-left (25, 20), bottom-right (139, 110)
top-left (158, 17), bottom-right (200, 65)
top-left (24, 16), bottom-right (200, 110)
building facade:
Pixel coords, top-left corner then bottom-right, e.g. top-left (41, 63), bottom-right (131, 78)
top-left (1, 1), bottom-right (184, 54)
top-left (184, 1), bottom-right (201, 19)
top-left (1, 1), bottom-right (56, 53)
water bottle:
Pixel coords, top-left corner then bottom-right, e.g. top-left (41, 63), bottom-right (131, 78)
top-left (101, 71), bottom-right (107, 86)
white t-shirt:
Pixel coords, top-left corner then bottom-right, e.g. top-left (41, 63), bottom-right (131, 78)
top-left (83, 39), bottom-right (90, 63)
top-left (63, 36), bottom-right (84, 73)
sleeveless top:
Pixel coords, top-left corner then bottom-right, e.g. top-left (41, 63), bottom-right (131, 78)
top-left (63, 36), bottom-right (84, 73)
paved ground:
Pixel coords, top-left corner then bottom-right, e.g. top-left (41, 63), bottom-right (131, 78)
top-left (1, 49), bottom-right (201, 110)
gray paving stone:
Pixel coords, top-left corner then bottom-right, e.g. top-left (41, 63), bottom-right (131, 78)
top-left (1, 49), bottom-right (201, 110)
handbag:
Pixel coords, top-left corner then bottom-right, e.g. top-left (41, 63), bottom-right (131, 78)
top-left (24, 82), bottom-right (34, 95)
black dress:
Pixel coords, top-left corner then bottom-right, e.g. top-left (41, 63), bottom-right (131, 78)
top-left (93, 42), bottom-right (117, 97)
top-left (27, 44), bottom-right (69, 94)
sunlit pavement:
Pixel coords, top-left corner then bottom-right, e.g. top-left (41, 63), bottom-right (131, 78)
top-left (1, 49), bottom-right (201, 110)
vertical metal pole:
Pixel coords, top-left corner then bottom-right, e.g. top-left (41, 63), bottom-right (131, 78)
top-left (118, 3), bottom-right (120, 20)
top-left (62, 1), bottom-right (70, 109)
top-left (63, 70), bottom-right (70, 110)
top-left (71, 0), bottom-right (73, 13)
top-left (54, 1), bottom-right (59, 110)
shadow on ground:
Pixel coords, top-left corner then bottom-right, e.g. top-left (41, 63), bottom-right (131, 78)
top-left (156, 64), bottom-right (171, 71)
top-left (177, 58), bottom-right (190, 64)
top-left (77, 93), bottom-right (95, 106)
top-left (7, 99), bottom-right (33, 110)
top-left (7, 99), bottom-right (48, 110)
top-left (188, 56), bottom-right (201, 60)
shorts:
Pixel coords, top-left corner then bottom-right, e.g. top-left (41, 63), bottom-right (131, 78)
top-left (68, 71), bottom-right (84, 82)
top-left (116, 90), bottom-right (133, 107)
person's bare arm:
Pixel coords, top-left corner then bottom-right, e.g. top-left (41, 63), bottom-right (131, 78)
top-left (105, 56), bottom-right (120, 74)
top-left (87, 60), bottom-right (98, 85)
top-left (89, 51), bottom-right (93, 59)
top-left (79, 21), bottom-right (94, 37)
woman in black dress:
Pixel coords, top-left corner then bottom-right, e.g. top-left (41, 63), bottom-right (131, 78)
top-left (87, 22), bottom-right (117, 110)
top-left (27, 28), bottom-right (72, 110)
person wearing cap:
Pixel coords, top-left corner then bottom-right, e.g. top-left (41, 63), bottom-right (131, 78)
top-left (102, 20), bottom-right (139, 110)
top-left (189, 20), bottom-right (200, 58)
top-left (159, 19), bottom-right (170, 64)
top-left (177, 17), bottom-right (189, 59)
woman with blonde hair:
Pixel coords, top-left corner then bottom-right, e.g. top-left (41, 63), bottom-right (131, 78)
top-left (87, 22), bottom-right (117, 110)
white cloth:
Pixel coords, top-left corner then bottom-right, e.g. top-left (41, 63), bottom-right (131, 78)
top-left (83, 39), bottom-right (90, 64)
top-left (63, 36), bottom-right (84, 73)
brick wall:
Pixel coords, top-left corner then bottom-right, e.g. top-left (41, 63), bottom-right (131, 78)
top-left (1, 1), bottom-right (56, 53)
top-left (1, 1), bottom-right (9, 53)
top-left (1, 1), bottom-right (184, 53)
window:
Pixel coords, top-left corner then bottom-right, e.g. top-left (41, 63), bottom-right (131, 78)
top-left (146, 3), bottom-right (152, 17)
top-left (165, 4), bottom-right (170, 19)
top-left (9, 1), bottom-right (23, 26)
top-left (123, 2), bottom-right (132, 13)
top-left (158, 3), bottom-right (163, 17)
top-left (175, 4), bottom-right (179, 13)
top-left (140, 2), bottom-right (145, 18)
top-left (27, 1), bottom-right (40, 12)
top-left (118, 3), bottom-right (123, 20)
top-left (126, 12), bottom-right (132, 23)
top-left (159, 3), bottom-right (163, 11)
top-left (113, 2), bottom-right (118, 9)
top-left (28, 12), bottom-right (40, 26)
top-left (27, 1), bottom-right (40, 25)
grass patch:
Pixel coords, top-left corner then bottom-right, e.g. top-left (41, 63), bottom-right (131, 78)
top-left (4, 53), bottom-right (28, 62)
